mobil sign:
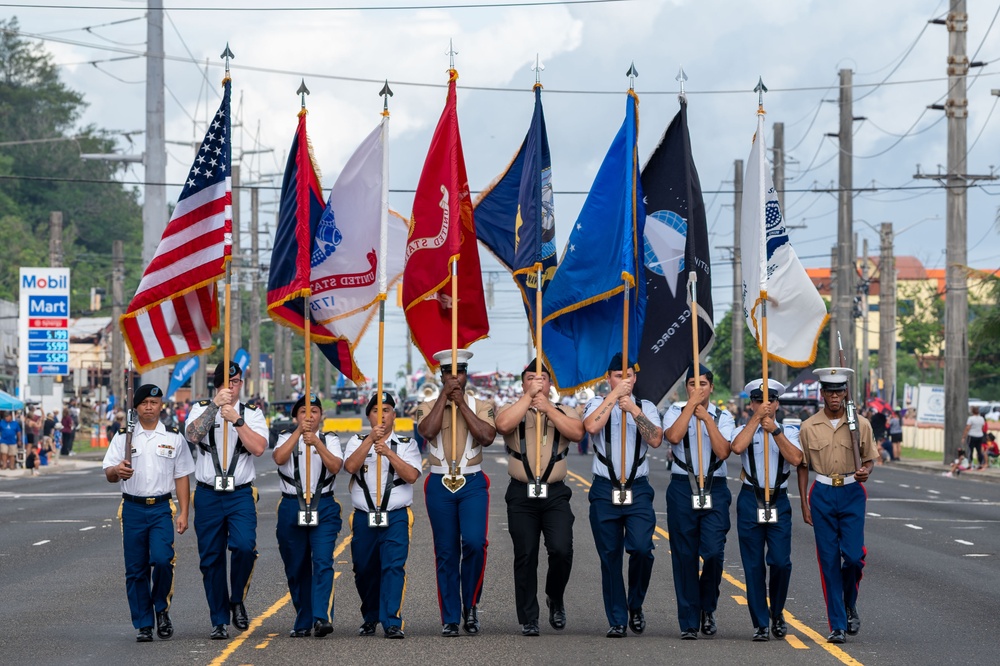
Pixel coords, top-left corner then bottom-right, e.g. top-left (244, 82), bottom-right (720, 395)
top-left (19, 267), bottom-right (71, 384)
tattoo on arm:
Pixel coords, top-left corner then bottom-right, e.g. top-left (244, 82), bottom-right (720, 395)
top-left (596, 402), bottom-right (613, 421)
top-left (186, 404), bottom-right (218, 443)
top-left (635, 414), bottom-right (659, 442)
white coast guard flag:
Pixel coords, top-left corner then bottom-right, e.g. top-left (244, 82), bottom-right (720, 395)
top-left (740, 113), bottom-right (828, 366)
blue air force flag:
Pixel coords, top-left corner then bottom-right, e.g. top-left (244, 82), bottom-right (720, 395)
top-left (741, 113), bottom-right (828, 366)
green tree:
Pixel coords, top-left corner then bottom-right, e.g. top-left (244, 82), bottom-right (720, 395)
top-left (969, 273), bottom-right (1000, 398)
top-left (0, 17), bottom-right (143, 309)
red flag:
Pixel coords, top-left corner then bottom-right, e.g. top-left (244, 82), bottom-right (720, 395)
top-left (120, 79), bottom-right (231, 372)
top-left (403, 70), bottom-right (488, 368)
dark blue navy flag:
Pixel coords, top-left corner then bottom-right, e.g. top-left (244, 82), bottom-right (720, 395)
top-left (634, 99), bottom-right (713, 405)
top-left (541, 92), bottom-right (646, 392)
top-left (474, 85), bottom-right (555, 329)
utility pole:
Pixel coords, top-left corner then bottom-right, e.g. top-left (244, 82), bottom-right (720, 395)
top-left (771, 124), bottom-right (788, 384)
top-left (830, 246), bottom-right (838, 366)
top-left (111, 241), bottom-right (124, 407)
top-left (143, 0), bottom-right (168, 390)
top-left (732, 159), bottom-right (745, 401)
top-left (230, 165), bottom-right (242, 356)
top-left (918, 2), bottom-right (998, 462)
top-left (249, 186), bottom-right (260, 400)
top-left (861, 236), bottom-right (870, 400)
top-left (49, 212), bottom-right (63, 267)
top-left (878, 223), bottom-right (896, 408)
top-left (834, 68), bottom-right (856, 372)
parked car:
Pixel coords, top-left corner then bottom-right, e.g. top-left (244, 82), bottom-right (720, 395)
top-left (332, 387), bottom-right (363, 415)
top-left (268, 399), bottom-right (297, 448)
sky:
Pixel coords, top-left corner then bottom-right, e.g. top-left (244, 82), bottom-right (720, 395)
top-left (5, 0), bottom-right (1000, 385)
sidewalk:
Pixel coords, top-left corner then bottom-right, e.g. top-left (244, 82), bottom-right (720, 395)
top-left (888, 457), bottom-right (1000, 484)
top-left (0, 449), bottom-right (104, 480)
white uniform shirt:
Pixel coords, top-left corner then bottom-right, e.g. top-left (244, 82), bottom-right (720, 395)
top-left (344, 432), bottom-right (422, 512)
top-left (274, 431), bottom-right (343, 495)
top-left (662, 403), bottom-right (735, 478)
top-left (585, 396), bottom-right (660, 481)
top-left (102, 421), bottom-right (195, 497)
top-left (731, 422), bottom-right (802, 489)
top-left (186, 400), bottom-right (268, 485)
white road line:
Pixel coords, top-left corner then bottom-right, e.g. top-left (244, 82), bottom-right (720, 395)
top-left (32, 540), bottom-right (50, 546)
top-left (964, 554), bottom-right (990, 557)
top-left (79, 526), bottom-right (96, 531)
top-left (29, 520), bottom-right (85, 523)
top-left (927, 489), bottom-right (940, 495)
top-left (0, 492), bottom-right (120, 499)
top-left (954, 539), bottom-right (974, 545)
top-left (874, 517), bottom-right (999, 523)
top-left (904, 524), bottom-right (923, 530)
top-left (899, 484), bottom-right (910, 488)
top-left (867, 512), bottom-right (881, 517)
top-left (867, 498), bottom-right (1000, 506)
top-left (961, 496), bottom-right (973, 500)
top-left (873, 479), bottom-right (884, 483)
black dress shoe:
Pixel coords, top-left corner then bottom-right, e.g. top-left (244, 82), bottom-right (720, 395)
top-left (546, 597), bottom-right (566, 630)
top-left (827, 629), bottom-right (847, 644)
top-left (846, 605), bottom-right (861, 635)
top-left (463, 606), bottom-right (480, 634)
top-left (155, 610), bottom-right (173, 639)
top-left (231, 602), bottom-right (249, 631)
top-left (680, 629), bottom-right (699, 640)
top-left (628, 608), bottom-right (645, 634)
top-left (136, 627), bottom-right (154, 642)
top-left (210, 625), bottom-right (229, 640)
top-left (606, 625), bottom-right (627, 638)
top-left (441, 623), bottom-right (460, 637)
top-left (289, 628), bottom-right (311, 638)
top-left (385, 626), bottom-right (405, 639)
top-left (521, 621), bottom-right (540, 636)
top-left (771, 612), bottom-right (787, 639)
top-left (358, 621), bottom-right (378, 636)
top-left (313, 619), bottom-right (333, 638)
top-left (701, 611), bottom-right (717, 636)
top-left (753, 627), bottom-right (770, 642)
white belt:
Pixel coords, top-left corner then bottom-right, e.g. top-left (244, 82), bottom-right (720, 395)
top-left (430, 464), bottom-right (482, 475)
top-left (815, 473), bottom-right (857, 486)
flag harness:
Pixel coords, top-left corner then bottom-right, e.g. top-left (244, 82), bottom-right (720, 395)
top-left (353, 439), bottom-right (406, 528)
top-left (277, 433), bottom-right (336, 526)
top-left (742, 425), bottom-right (788, 523)
top-left (597, 402), bottom-right (646, 505)
top-left (507, 406), bottom-right (568, 498)
top-left (675, 407), bottom-right (724, 509)
top-left (200, 403), bottom-right (250, 491)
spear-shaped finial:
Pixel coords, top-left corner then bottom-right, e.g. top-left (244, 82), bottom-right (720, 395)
top-left (297, 79), bottom-right (310, 109)
top-left (755, 76), bottom-right (768, 112)
top-left (676, 66), bottom-right (688, 102)
top-left (626, 61), bottom-right (638, 90)
top-left (380, 80), bottom-right (393, 116)
top-left (446, 39), bottom-right (458, 70)
top-left (220, 43), bottom-right (234, 77)
top-left (532, 53), bottom-right (545, 86)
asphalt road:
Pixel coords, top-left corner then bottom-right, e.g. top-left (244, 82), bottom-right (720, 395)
top-left (1, 446), bottom-right (998, 666)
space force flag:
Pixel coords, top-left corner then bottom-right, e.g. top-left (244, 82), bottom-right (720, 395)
top-left (541, 91), bottom-right (646, 392)
top-left (634, 99), bottom-right (713, 405)
top-left (474, 85), bottom-right (556, 325)
top-left (741, 112), bottom-right (828, 365)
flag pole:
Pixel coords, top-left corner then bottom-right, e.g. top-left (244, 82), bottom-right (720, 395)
top-left (220, 44), bottom-right (234, 485)
top-left (690, 271), bottom-right (706, 498)
top-left (297, 81), bottom-right (312, 516)
top-left (754, 78), bottom-right (773, 517)
top-left (535, 263), bottom-right (544, 494)
top-left (450, 260), bottom-right (459, 479)
top-left (375, 82), bottom-right (393, 524)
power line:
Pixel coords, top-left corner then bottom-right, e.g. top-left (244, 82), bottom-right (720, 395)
top-left (2, 0), bottom-right (637, 12)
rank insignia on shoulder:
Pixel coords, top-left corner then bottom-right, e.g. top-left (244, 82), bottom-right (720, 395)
top-left (488, 408), bottom-right (495, 419)
top-left (398, 436), bottom-right (411, 442)
top-left (244, 402), bottom-right (259, 410)
top-left (279, 429), bottom-right (290, 436)
top-left (167, 425), bottom-right (180, 434)
top-left (198, 400), bottom-right (211, 406)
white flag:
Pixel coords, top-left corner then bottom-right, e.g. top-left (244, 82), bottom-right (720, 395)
top-left (740, 113), bottom-right (828, 366)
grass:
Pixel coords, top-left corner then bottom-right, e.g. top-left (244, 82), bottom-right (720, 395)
top-left (898, 446), bottom-right (945, 462)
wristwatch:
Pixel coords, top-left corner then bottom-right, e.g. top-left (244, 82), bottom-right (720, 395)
top-left (234, 417), bottom-right (245, 428)
top-left (771, 426), bottom-right (781, 436)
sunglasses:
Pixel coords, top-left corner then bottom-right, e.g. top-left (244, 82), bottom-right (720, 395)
top-left (750, 390), bottom-right (780, 403)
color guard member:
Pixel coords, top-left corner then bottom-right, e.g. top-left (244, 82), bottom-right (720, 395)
top-left (730, 379), bottom-right (802, 641)
top-left (662, 364), bottom-right (735, 640)
top-left (103, 384), bottom-right (194, 642)
top-left (797, 367), bottom-right (875, 644)
top-left (417, 349), bottom-right (497, 637)
top-left (495, 359), bottom-right (584, 636)
top-left (583, 354), bottom-right (663, 638)
top-left (185, 362), bottom-right (268, 640)
top-left (273, 394), bottom-right (343, 638)
top-left (344, 392), bottom-right (421, 639)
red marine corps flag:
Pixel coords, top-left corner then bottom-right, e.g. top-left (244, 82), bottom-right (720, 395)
top-left (120, 77), bottom-right (232, 372)
top-left (402, 68), bottom-right (488, 367)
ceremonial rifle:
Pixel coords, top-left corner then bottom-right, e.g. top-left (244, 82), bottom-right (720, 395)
top-left (837, 332), bottom-right (863, 471)
top-left (123, 362), bottom-right (135, 468)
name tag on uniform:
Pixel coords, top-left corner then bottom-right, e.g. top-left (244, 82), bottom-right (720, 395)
top-left (297, 511), bottom-right (319, 527)
top-left (214, 475), bottom-right (236, 491)
top-left (155, 444), bottom-right (175, 458)
top-left (528, 482), bottom-right (548, 499)
top-left (612, 489), bottom-right (633, 505)
top-left (692, 493), bottom-right (713, 510)
top-left (367, 511), bottom-right (388, 528)
top-left (757, 507), bottom-right (778, 524)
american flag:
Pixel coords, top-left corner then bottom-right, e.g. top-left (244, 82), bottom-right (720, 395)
top-left (120, 79), bottom-right (232, 372)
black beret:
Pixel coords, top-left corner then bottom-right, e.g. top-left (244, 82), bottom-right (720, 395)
top-left (366, 392), bottom-right (396, 415)
top-left (522, 358), bottom-right (552, 379)
top-left (213, 361), bottom-right (241, 388)
top-left (133, 384), bottom-right (163, 408)
top-left (292, 393), bottom-right (322, 417)
top-left (607, 353), bottom-right (637, 373)
top-left (685, 363), bottom-right (714, 384)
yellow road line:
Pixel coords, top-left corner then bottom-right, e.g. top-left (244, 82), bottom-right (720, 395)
top-left (787, 634), bottom-right (809, 649)
top-left (564, 469), bottom-right (861, 665)
top-left (208, 534), bottom-right (353, 666)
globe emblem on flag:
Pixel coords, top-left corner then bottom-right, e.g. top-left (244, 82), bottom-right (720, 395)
top-left (311, 208), bottom-right (343, 268)
top-left (643, 209), bottom-right (688, 297)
